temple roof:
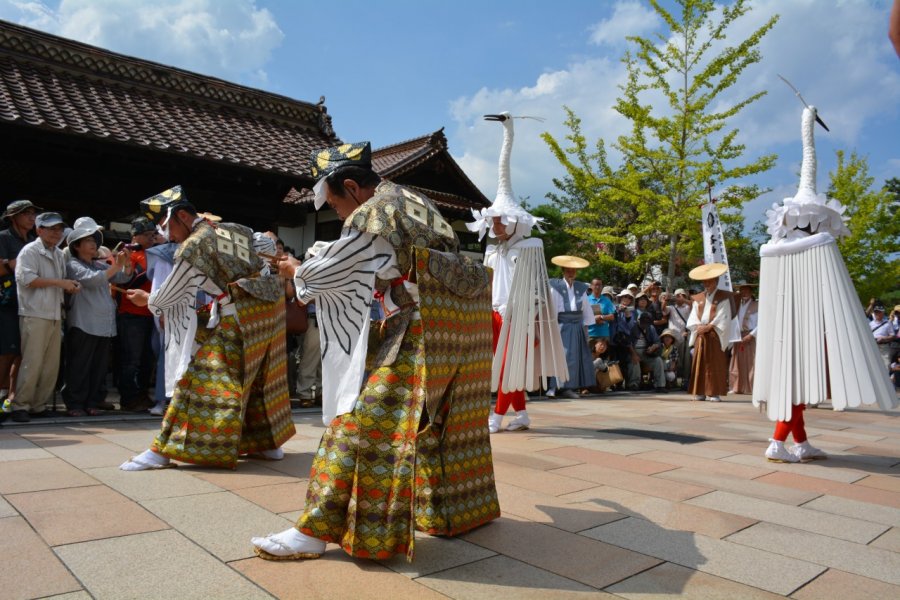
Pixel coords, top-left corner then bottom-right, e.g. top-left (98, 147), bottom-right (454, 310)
top-left (286, 129), bottom-right (490, 213)
top-left (0, 20), bottom-right (337, 181)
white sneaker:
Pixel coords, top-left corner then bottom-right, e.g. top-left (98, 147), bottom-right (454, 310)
top-left (506, 410), bottom-right (531, 431)
top-left (707, 396), bottom-right (721, 402)
top-left (488, 412), bottom-right (503, 434)
top-left (251, 527), bottom-right (325, 560)
top-left (694, 395), bottom-right (706, 401)
top-left (765, 439), bottom-right (799, 463)
top-left (790, 441), bottom-right (827, 461)
top-left (545, 388), bottom-right (556, 398)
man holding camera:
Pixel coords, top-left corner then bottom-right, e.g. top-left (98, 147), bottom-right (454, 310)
top-left (115, 217), bottom-right (158, 412)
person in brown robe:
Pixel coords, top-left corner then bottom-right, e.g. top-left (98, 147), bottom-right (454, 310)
top-left (729, 282), bottom-right (758, 394)
top-left (686, 263), bottom-right (733, 402)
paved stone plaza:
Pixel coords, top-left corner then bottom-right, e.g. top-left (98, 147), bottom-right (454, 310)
top-left (2, 391), bottom-right (899, 599)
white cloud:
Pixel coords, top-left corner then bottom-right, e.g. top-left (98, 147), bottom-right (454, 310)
top-left (588, 1), bottom-right (660, 46)
top-left (0, 0), bottom-right (283, 83)
top-left (448, 0), bottom-right (900, 223)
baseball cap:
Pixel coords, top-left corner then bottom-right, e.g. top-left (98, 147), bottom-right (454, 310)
top-left (35, 212), bottom-right (66, 228)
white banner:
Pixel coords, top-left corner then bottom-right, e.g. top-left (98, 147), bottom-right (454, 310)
top-left (701, 202), bottom-right (741, 344)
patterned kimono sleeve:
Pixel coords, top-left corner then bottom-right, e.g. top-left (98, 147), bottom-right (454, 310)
top-left (292, 229), bottom-right (396, 424)
top-left (148, 259), bottom-right (219, 396)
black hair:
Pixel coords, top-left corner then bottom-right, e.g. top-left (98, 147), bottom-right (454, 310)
top-left (324, 166), bottom-right (381, 197)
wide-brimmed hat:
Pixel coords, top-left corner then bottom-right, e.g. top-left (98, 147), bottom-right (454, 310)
top-left (140, 186), bottom-right (193, 226)
top-left (67, 217), bottom-right (104, 246)
top-left (660, 328), bottom-right (682, 343)
top-left (733, 279), bottom-right (757, 288)
top-left (2, 199), bottom-right (43, 220)
top-left (617, 289), bottom-right (634, 298)
top-left (310, 142), bottom-right (372, 210)
top-left (688, 263), bottom-right (728, 281)
top-left (634, 292), bottom-right (648, 301)
top-left (551, 255), bottom-right (590, 269)
top-left (35, 212), bottom-right (66, 228)
top-left (601, 285), bottom-right (615, 297)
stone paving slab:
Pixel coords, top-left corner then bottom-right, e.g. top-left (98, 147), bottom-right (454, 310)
top-left (657, 467), bottom-right (822, 505)
top-left (45, 442), bottom-right (134, 469)
top-left (854, 474), bottom-right (900, 493)
top-left (870, 527), bottom-right (900, 552)
top-left (727, 521), bottom-right (900, 585)
top-left (542, 446), bottom-right (678, 475)
top-left (233, 481), bottom-right (309, 514)
top-left (55, 529), bottom-right (273, 599)
top-left (492, 461), bottom-right (597, 496)
top-left (686, 490), bottom-right (890, 544)
top-left (185, 460), bottom-right (302, 490)
top-left (721, 452), bottom-right (867, 483)
top-left (231, 550), bottom-right (450, 600)
top-left (583, 516), bottom-right (826, 595)
top-left (0, 495), bottom-right (17, 518)
top-left (142, 491), bottom-right (294, 561)
top-left (753, 471), bottom-right (900, 508)
top-left (382, 531), bottom-right (498, 577)
top-left (551, 463), bottom-right (711, 501)
top-left (87, 465), bottom-right (224, 500)
top-left (0, 437), bottom-right (54, 461)
top-left (0, 516), bottom-right (82, 599)
top-left (0, 458), bottom-right (98, 494)
top-left (7, 484), bottom-right (169, 546)
top-left (606, 561), bottom-right (785, 599)
top-left (791, 568), bottom-right (900, 600)
top-left (494, 481), bottom-right (626, 533)
top-left (635, 448), bottom-right (774, 479)
top-left (562, 485), bottom-right (759, 539)
top-left (800, 494), bottom-right (900, 528)
top-left (462, 515), bottom-right (662, 589)
top-left (416, 555), bottom-right (607, 598)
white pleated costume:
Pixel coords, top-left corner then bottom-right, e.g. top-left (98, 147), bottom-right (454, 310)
top-left (467, 112), bottom-right (569, 392)
top-left (752, 107), bottom-right (897, 420)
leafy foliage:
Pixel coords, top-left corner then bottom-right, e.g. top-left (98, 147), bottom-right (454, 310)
top-left (827, 156), bottom-right (900, 303)
top-left (542, 0), bottom-right (778, 290)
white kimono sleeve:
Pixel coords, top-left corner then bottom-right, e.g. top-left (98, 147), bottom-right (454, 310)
top-left (292, 229), bottom-right (396, 425)
top-left (148, 259), bottom-right (221, 397)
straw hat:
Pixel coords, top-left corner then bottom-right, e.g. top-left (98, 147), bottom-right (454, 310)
top-left (551, 255), bottom-right (590, 269)
top-left (688, 263), bottom-right (727, 281)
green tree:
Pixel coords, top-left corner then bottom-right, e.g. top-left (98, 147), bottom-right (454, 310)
top-left (827, 153), bottom-right (900, 302)
top-left (542, 0), bottom-right (778, 289)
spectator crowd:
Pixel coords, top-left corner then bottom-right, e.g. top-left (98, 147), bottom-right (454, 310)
top-left (0, 197), bottom-right (896, 425)
top-left (0, 199), bottom-right (323, 423)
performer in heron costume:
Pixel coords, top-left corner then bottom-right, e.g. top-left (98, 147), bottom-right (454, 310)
top-left (252, 142), bottom-right (499, 561)
top-left (119, 186), bottom-right (295, 470)
top-left (753, 91), bottom-right (896, 463)
top-left (468, 112), bottom-right (568, 433)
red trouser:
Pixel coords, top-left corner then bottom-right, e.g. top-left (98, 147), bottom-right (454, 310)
top-left (772, 404), bottom-right (808, 443)
top-left (492, 311), bottom-right (526, 415)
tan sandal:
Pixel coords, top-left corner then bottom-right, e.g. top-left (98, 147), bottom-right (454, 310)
top-left (253, 546), bottom-right (322, 561)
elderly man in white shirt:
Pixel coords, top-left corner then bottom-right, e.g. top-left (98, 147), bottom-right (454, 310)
top-left (729, 281), bottom-right (758, 394)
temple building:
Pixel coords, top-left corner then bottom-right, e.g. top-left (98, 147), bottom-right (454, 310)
top-left (0, 20), bottom-right (489, 251)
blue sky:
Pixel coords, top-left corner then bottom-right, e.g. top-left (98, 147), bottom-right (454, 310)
top-left (2, 0), bottom-right (899, 231)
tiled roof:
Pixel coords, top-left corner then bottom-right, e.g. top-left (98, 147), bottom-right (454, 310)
top-left (0, 21), bottom-right (338, 180)
top-left (286, 129), bottom-right (490, 212)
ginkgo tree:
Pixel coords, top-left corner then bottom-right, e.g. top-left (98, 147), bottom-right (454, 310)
top-left (543, 0), bottom-right (778, 287)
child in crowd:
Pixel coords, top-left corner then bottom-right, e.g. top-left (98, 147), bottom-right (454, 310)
top-left (660, 329), bottom-right (680, 388)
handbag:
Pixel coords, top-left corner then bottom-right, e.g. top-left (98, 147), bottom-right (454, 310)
top-left (285, 297), bottom-right (309, 334)
top-left (607, 362), bottom-right (624, 387)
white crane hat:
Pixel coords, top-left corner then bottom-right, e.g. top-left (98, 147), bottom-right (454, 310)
top-left (467, 112), bottom-right (545, 241)
top-left (766, 77), bottom-right (850, 243)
